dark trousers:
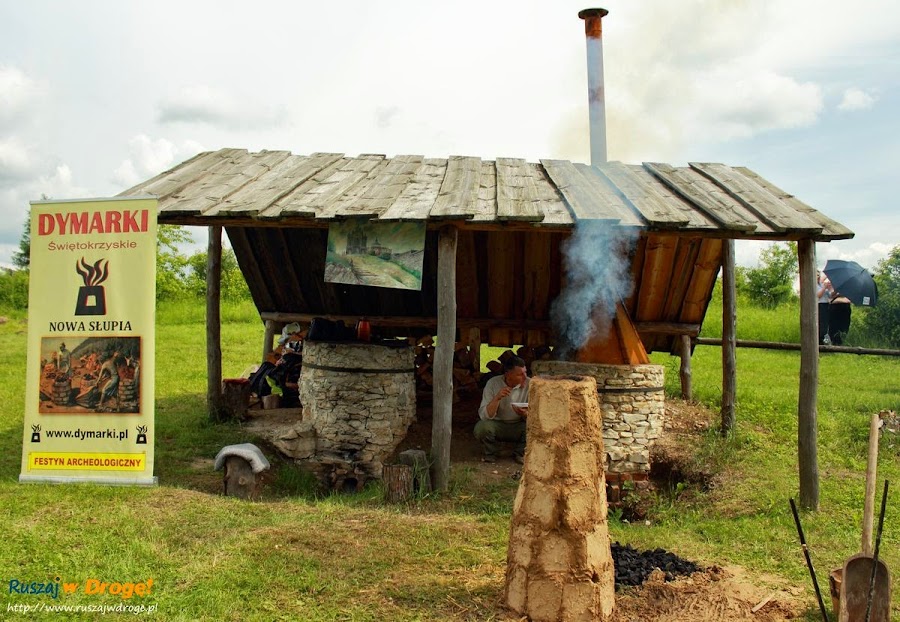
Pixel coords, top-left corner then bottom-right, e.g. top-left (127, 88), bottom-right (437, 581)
top-left (473, 419), bottom-right (526, 457)
top-left (828, 303), bottom-right (852, 345)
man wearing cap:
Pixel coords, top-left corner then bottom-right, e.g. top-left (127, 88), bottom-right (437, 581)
top-left (475, 356), bottom-right (529, 464)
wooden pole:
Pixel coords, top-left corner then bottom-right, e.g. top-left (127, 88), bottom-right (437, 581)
top-left (432, 225), bottom-right (458, 492)
top-left (797, 239), bottom-right (819, 510)
top-left (262, 319), bottom-right (277, 362)
top-left (207, 225), bottom-right (223, 422)
top-left (721, 239), bottom-right (736, 436)
top-left (679, 334), bottom-right (692, 401)
top-left (466, 327), bottom-right (481, 372)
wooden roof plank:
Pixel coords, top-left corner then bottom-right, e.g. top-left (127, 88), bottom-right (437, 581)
top-left (160, 150), bottom-right (292, 216)
top-left (334, 154), bottom-right (424, 218)
top-left (734, 166), bottom-right (855, 239)
top-left (429, 155), bottom-right (482, 219)
top-left (300, 155), bottom-right (389, 220)
top-left (379, 158), bottom-right (448, 221)
top-left (574, 164), bottom-right (645, 226)
top-left (626, 165), bottom-right (719, 230)
top-left (496, 157), bottom-right (544, 222)
top-left (540, 159), bottom-right (620, 224)
top-left (597, 161), bottom-right (690, 227)
top-left (470, 161), bottom-right (498, 222)
top-left (530, 163), bottom-right (574, 227)
top-left (117, 150), bottom-right (216, 198)
top-left (123, 149), bottom-right (247, 201)
top-left (221, 153), bottom-right (344, 218)
top-left (690, 162), bottom-right (823, 233)
top-left (269, 156), bottom-right (352, 219)
top-left (644, 162), bottom-right (760, 232)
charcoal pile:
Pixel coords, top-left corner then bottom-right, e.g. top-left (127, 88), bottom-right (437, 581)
top-left (611, 542), bottom-right (700, 589)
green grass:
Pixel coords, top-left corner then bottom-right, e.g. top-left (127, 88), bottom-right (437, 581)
top-left (1, 299), bottom-right (899, 620)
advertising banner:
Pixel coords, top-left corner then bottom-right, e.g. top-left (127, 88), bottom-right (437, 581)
top-left (20, 197), bottom-right (158, 484)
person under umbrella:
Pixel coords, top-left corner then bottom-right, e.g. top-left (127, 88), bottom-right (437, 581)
top-left (822, 259), bottom-right (879, 345)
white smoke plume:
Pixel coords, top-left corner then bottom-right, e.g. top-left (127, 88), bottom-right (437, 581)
top-left (551, 221), bottom-right (638, 357)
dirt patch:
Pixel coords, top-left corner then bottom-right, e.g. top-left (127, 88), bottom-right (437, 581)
top-left (609, 565), bottom-right (805, 621)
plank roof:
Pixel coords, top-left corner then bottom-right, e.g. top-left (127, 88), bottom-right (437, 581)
top-left (119, 148), bottom-right (853, 241)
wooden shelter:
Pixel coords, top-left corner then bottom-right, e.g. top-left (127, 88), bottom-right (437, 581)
top-left (120, 147), bottom-right (852, 503)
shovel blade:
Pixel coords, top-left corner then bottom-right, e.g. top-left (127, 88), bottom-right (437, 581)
top-left (838, 554), bottom-right (891, 622)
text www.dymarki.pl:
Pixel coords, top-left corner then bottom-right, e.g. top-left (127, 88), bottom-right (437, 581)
top-left (44, 428), bottom-right (128, 441)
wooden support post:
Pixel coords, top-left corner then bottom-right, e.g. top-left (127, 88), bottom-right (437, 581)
top-left (466, 327), bottom-right (481, 372)
top-left (798, 239), bottom-right (819, 510)
top-left (432, 225), bottom-right (458, 492)
top-left (679, 334), bottom-right (692, 401)
top-left (262, 319), bottom-right (277, 361)
top-left (207, 225), bottom-right (224, 422)
top-left (721, 239), bottom-right (736, 436)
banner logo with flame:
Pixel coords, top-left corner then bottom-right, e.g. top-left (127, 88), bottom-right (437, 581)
top-left (74, 257), bottom-right (109, 316)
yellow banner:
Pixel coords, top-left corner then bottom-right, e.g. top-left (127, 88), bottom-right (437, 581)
top-left (20, 197), bottom-right (157, 484)
top-left (28, 452), bottom-right (146, 471)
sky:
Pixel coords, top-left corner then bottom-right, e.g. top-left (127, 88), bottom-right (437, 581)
top-left (1, 0), bottom-right (898, 270)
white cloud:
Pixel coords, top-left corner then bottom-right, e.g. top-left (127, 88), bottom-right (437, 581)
top-left (817, 240), bottom-right (893, 271)
top-left (0, 65), bottom-right (41, 129)
top-left (112, 134), bottom-right (204, 188)
top-left (157, 85), bottom-right (287, 130)
top-left (0, 137), bottom-right (39, 182)
top-left (837, 87), bottom-right (877, 111)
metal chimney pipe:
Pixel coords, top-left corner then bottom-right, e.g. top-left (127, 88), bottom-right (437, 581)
top-left (579, 8), bottom-right (609, 165)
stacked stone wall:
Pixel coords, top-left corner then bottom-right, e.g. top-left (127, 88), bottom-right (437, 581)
top-left (531, 361), bottom-right (664, 477)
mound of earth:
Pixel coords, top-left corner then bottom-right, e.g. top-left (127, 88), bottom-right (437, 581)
top-left (610, 565), bottom-right (804, 621)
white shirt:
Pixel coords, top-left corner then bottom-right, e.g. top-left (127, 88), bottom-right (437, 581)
top-left (478, 374), bottom-right (529, 422)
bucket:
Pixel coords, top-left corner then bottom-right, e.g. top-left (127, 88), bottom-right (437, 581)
top-left (829, 567), bottom-right (842, 617)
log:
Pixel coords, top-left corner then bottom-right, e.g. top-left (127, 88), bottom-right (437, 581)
top-left (635, 321), bottom-right (701, 336)
top-left (398, 449), bottom-right (432, 494)
top-left (679, 334), bottom-right (692, 400)
top-left (207, 225), bottom-right (224, 422)
top-left (221, 378), bottom-right (251, 420)
top-left (721, 238), bottom-right (736, 436)
top-left (797, 239), bottom-right (819, 510)
top-left (382, 464), bottom-right (414, 503)
top-left (223, 455), bottom-right (259, 500)
top-left (432, 225), bottom-right (458, 492)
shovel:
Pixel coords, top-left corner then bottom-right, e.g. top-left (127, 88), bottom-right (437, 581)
top-left (838, 413), bottom-right (891, 622)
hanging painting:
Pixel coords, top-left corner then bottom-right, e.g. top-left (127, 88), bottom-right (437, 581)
top-left (325, 220), bottom-right (426, 291)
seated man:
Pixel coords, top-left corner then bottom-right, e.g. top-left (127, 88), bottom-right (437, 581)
top-left (474, 356), bottom-right (529, 464)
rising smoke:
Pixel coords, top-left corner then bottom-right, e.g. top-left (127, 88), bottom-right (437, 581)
top-left (550, 221), bottom-right (638, 357)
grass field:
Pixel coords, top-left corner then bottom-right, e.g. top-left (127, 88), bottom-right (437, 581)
top-left (0, 297), bottom-right (898, 620)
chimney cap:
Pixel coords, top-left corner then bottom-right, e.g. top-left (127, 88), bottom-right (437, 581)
top-left (578, 8), bottom-right (609, 20)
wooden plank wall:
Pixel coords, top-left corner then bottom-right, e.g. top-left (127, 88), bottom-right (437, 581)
top-left (227, 225), bottom-right (718, 352)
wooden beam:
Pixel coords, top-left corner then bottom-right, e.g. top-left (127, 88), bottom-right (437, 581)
top-left (797, 239), bottom-right (819, 510)
top-left (695, 338), bottom-right (900, 356)
top-left (433, 225), bottom-right (458, 492)
top-left (634, 322), bottom-right (701, 336)
top-left (207, 225), bottom-right (224, 422)
top-left (721, 239), bottom-right (736, 436)
top-left (679, 334), bottom-right (692, 400)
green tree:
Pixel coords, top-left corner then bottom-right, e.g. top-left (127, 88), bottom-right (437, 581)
top-left (860, 245), bottom-right (900, 348)
top-left (186, 248), bottom-right (250, 301)
top-left (12, 208), bottom-right (34, 269)
top-left (156, 225), bottom-right (193, 300)
top-left (736, 242), bottom-right (798, 308)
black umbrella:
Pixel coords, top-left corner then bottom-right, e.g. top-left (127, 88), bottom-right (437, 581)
top-left (824, 259), bottom-right (878, 307)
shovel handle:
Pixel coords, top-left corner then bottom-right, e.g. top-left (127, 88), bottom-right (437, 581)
top-left (864, 480), bottom-right (889, 622)
top-left (862, 413), bottom-right (880, 555)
